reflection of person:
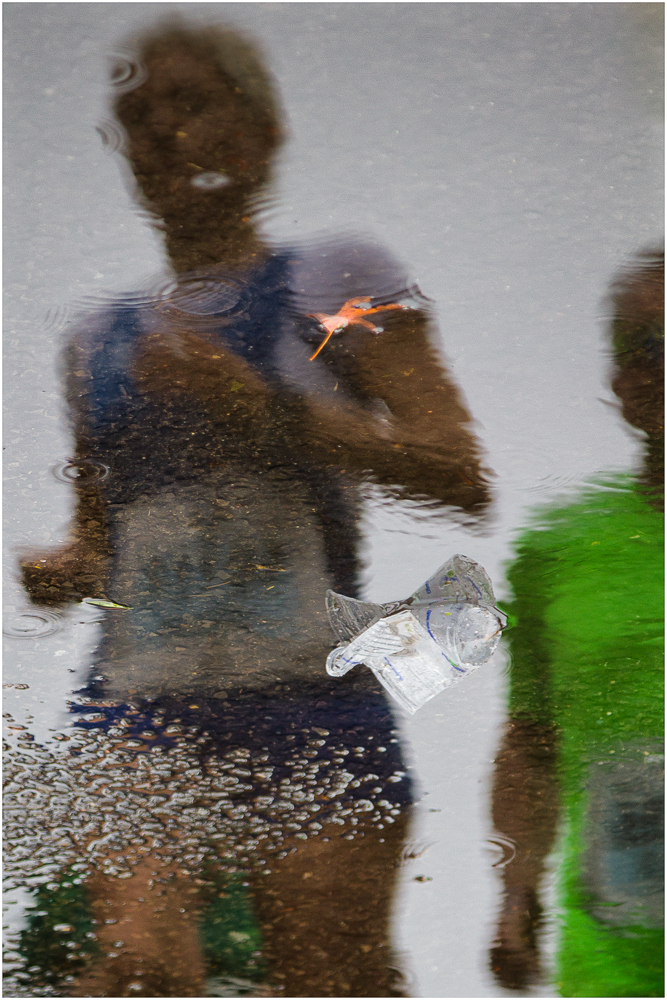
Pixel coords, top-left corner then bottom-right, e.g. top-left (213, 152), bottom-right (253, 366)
top-left (490, 253), bottom-right (664, 997)
top-left (22, 25), bottom-right (489, 613)
top-left (13, 24), bottom-right (490, 998)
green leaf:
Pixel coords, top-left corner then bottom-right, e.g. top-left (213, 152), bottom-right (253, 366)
top-left (82, 598), bottom-right (132, 610)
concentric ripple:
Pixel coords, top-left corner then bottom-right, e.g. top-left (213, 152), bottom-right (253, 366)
top-left (158, 274), bottom-right (245, 317)
top-left (3, 609), bottom-right (63, 639)
top-left (486, 834), bottom-right (517, 868)
top-left (95, 117), bottom-right (126, 154)
top-left (51, 459), bottom-right (110, 484)
top-left (107, 53), bottom-right (147, 92)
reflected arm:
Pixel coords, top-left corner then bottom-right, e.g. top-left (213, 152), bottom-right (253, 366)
top-left (132, 308), bottom-right (491, 513)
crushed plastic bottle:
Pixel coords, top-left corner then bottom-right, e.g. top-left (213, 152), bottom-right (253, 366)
top-left (325, 554), bottom-right (506, 714)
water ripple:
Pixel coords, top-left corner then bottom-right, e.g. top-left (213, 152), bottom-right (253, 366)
top-left (95, 117), bottom-right (127, 154)
top-left (157, 274), bottom-right (245, 317)
top-left (486, 834), bottom-right (517, 868)
top-left (4, 609), bottom-right (63, 639)
top-left (51, 459), bottom-right (110, 484)
top-left (107, 53), bottom-right (147, 92)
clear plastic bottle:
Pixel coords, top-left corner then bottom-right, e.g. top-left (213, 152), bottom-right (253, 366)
top-left (325, 555), bottom-right (506, 713)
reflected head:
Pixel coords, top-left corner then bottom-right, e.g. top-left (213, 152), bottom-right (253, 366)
top-left (609, 250), bottom-right (664, 441)
top-left (112, 24), bottom-right (284, 219)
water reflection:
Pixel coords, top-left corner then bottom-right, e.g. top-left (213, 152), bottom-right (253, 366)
top-left (490, 252), bottom-right (664, 996)
top-left (7, 24), bottom-right (490, 998)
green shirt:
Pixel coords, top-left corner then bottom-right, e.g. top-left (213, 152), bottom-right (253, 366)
top-left (505, 477), bottom-right (664, 998)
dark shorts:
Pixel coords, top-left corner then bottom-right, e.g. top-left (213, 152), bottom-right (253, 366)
top-left (69, 682), bottom-right (414, 823)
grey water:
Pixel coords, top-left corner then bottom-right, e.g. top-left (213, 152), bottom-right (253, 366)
top-left (4, 4), bottom-right (663, 998)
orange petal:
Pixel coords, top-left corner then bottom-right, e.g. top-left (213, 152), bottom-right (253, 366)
top-left (309, 328), bottom-right (336, 361)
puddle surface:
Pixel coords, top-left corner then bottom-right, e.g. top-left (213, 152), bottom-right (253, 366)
top-left (4, 5), bottom-right (663, 998)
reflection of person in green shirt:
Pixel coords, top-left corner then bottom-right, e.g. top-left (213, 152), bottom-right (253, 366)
top-left (491, 252), bottom-right (664, 998)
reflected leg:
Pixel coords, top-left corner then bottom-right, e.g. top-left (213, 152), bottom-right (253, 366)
top-left (251, 815), bottom-right (411, 997)
top-left (69, 857), bottom-right (206, 998)
top-left (66, 818), bottom-right (410, 997)
top-left (490, 720), bottom-right (559, 990)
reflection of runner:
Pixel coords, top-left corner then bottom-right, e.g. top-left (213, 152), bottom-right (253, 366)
top-left (491, 254), bottom-right (664, 997)
top-left (10, 23), bottom-right (491, 998)
top-left (494, 476), bottom-right (663, 997)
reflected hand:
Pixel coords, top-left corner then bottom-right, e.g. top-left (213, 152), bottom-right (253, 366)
top-left (20, 481), bottom-right (110, 606)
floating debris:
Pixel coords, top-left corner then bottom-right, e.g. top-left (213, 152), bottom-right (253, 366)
top-left (325, 555), bottom-right (506, 713)
top-left (81, 598), bottom-right (132, 610)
